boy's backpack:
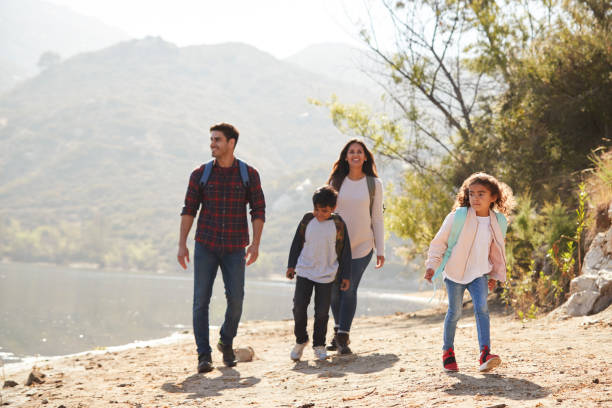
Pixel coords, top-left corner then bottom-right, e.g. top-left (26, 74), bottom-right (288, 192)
top-left (298, 213), bottom-right (346, 259)
top-left (199, 158), bottom-right (249, 188)
top-left (433, 206), bottom-right (508, 281)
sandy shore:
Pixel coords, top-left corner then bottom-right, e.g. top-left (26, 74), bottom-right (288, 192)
top-left (1, 301), bottom-right (611, 408)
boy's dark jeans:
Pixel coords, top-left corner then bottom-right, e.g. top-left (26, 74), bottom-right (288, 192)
top-left (293, 276), bottom-right (333, 347)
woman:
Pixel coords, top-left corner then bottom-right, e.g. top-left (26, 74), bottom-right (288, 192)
top-left (327, 139), bottom-right (385, 354)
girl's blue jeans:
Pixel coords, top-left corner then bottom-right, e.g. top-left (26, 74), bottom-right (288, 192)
top-left (443, 275), bottom-right (490, 351)
top-left (330, 250), bottom-right (373, 332)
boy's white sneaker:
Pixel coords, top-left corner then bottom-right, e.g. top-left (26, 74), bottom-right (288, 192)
top-left (290, 341), bottom-right (308, 361)
top-left (313, 346), bottom-right (328, 360)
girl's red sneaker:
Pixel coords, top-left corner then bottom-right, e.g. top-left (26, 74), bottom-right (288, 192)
top-left (479, 346), bottom-right (501, 372)
top-left (443, 348), bottom-right (459, 372)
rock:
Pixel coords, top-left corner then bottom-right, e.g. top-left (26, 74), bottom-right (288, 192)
top-left (234, 346), bottom-right (255, 362)
top-left (563, 224), bottom-right (612, 316)
top-left (584, 233), bottom-right (605, 270)
top-left (3, 380), bottom-right (18, 388)
top-left (566, 291), bottom-right (600, 316)
top-left (592, 271), bottom-right (612, 313)
top-left (605, 227), bottom-right (612, 255)
top-left (570, 275), bottom-right (597, 293)
top-left (25, 368), bottom-right (46, 386)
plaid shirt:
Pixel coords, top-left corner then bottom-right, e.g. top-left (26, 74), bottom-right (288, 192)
top-left (181, 159), bottom-right (266, 253)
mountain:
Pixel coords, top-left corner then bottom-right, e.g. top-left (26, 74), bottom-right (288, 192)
top-left (0, 0), bottom-right (129, 92)
top-left (0, 38), bottom-right (380, 274)
top-left (285, 43), bottom-right (380, 91)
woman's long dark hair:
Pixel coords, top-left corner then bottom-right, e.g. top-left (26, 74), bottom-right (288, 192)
top-left (327, 139), bottom-right (378, 191)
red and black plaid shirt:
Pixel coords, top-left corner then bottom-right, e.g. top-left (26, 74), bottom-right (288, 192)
top-left (181, 159), bottom-right (266, 253)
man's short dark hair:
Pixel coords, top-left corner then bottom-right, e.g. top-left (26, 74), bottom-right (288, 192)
top-left (312, 185), bottom-right (338, 208)
top-left (210, 122), bottom-right (239, 145)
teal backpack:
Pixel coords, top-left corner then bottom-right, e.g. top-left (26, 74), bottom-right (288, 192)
top-left (431, 207), bottom-right (508, 287)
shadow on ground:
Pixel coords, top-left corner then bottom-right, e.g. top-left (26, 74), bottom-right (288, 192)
top-left (391, 296), bottom-right (514, 329)
top-left (161, 367), bottom-right (261, 399)
top-left (291, 352), bottom-right (400, 378)
top-left (444, 372), bottom-right (550, 400)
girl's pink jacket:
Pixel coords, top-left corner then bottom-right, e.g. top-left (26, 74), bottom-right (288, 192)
top-left (426, 206), bottom-right (507, 282)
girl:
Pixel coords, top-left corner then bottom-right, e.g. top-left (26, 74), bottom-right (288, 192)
top-left (327, 139), bottom-right (385, 355)
top-left (424, 172), bottom-right (515, 372)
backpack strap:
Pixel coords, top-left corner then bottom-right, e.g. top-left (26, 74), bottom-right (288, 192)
top-left (199, 160), bottom-right (215, 187)
top-left (495, 212), bottom-right (508, 238)
top-left (331, 214), bottom-right (345, 260)
top-left (236, 158), bottom-right (250, 188)
top-left (366, 176), bottom-right (376, 217)
top-left (298, 213), bottom-right (315, 242)
top-left (199, 158), bottom-right (250, 188)
top-left (433, 207), bottom-right (468, 281)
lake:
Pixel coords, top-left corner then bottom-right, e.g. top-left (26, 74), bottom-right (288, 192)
top-left (0, 262), bottom-right (427, 364)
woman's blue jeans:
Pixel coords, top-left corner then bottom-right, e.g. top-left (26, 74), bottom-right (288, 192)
top-left (330, 250), bottom-right (373, 332)
top-left (443, 275), bottom-right (490, 351)
top-left (193, 242), bottom-right (245, 356)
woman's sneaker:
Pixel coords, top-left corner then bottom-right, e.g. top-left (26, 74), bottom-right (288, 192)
top-left (290, 341), bottom-right (308, 361)
top-left (313, 346), bottom-right (328, 360)
top-left (479, 346), bottom-right (501, 372)
top-left (443, 348), bottom-right (459, 372)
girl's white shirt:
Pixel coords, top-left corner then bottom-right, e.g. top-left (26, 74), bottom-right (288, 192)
top-left (336, 176), bottom-right (384, 259)
top-left (443, 215), bottom-right (493, 284)
top-left (295, 218), bottom-right (339, 284)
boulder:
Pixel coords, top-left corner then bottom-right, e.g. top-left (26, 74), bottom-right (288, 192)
top-left (592, 270), bottom-right (612, 314)
top-left (566, 290), bottom-right (601, 316)
top-left (564, 214), bottom-right (612, 316)
top-left (570, 275), bottom-right (597, 293)
top-left (582, 233), bottom-right (612, 274)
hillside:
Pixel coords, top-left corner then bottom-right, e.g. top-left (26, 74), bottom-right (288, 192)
top-left (285, 43), bottom-right (379, 90)
top-left (0, 37), bottom-right (392, 276)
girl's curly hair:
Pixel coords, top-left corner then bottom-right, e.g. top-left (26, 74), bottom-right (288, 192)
top-left (453, 172), bottom-right (516, 216)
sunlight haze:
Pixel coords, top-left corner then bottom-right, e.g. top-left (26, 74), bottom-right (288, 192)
top-left (45, 0), bottom-right (381, 58)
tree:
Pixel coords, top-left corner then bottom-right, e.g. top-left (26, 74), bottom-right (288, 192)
top-left (316, 0), bottom-right (611, 252)
top-left (37, 51), bottom-right (61, 70)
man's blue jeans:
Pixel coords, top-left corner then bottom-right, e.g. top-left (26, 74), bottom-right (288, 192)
top-left (443, 275), bottom-right (490, 351)
top-left (193, 242), bottom-right (245, 356)
top-left (330, 250), bottom-right (373, 332)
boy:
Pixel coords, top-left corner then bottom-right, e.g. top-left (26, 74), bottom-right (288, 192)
top-left (286, 185), bottom-right (352, 361)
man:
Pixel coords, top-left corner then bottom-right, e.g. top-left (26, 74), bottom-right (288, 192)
top-left (178, 122), bottom-right (265, 373)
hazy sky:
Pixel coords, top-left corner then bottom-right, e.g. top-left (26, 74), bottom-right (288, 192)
top-left (45, 0), bottom-right (393, 58)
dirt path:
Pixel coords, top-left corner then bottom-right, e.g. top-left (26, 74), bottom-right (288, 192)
top-left (2, 303), bottom-right (611, 407)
